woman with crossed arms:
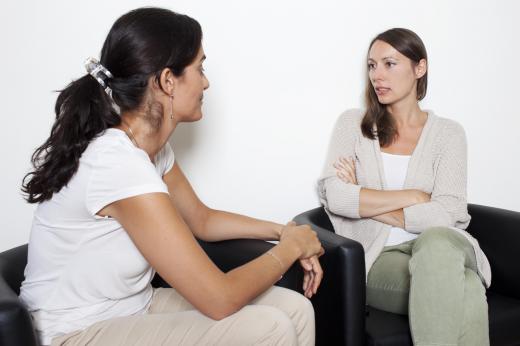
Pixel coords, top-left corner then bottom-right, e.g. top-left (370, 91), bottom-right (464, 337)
top-left (319, 28), bottom-right (491, 346)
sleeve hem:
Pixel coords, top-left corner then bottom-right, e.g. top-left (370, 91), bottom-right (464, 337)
top-left (87, 184), bottom-right (169, 217)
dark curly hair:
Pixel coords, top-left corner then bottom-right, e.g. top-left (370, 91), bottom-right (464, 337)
top-left (22, 7), bottom-right (202, 203)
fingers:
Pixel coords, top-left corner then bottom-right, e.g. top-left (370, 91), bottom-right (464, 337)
top-left (310, 256), bottom-right (323, 294)
top-left (303, 271), bottom-right (311, 292)
top-left (300, 256), bottom-right (323, 298)
top-left (299, 258), bottom-right (312, 271)
top-left (305, 271), bottom-right (315, 298)
top-left (334, 157), bottom-right (357, 184)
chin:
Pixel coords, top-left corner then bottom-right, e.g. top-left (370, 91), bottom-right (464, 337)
top-left (377, 95), bottom-right (399, 105)
top-left (188, 112), bottom-right (203, 122)
top-left (377, 97), bottom-right (391, 105)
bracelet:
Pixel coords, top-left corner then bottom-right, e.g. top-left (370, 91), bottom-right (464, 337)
top-left (266, 250), bottom-right (284, 279)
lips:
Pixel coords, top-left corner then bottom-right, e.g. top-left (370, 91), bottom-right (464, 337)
top-left (374, 86), bottom-right (390, 96)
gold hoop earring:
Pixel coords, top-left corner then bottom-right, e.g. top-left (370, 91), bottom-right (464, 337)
top-left (170, 95), bottom-right (174, 120)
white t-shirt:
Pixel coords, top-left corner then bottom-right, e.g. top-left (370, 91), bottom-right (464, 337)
top-left (381, 152), bottom-right (418, 247)
top-left (19, 128), bottom-right (175, 345)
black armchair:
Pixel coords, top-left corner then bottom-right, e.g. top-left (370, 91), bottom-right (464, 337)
top-left (294, 204), bottom-right (520, 346)
top-left (1, 234), bottom-right (362, 346)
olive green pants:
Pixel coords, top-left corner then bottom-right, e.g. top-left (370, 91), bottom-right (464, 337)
top-left (367, 227), bottom-right (489, 346)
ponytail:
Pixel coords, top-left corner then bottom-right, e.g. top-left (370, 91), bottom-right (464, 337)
top-left (22, 75), bottom-right (120, 203)
top-left (22, 7), bottom-right (202, 203)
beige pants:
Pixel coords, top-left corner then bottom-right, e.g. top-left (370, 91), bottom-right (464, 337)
top-left (51, 286), bottom-right (315, 346)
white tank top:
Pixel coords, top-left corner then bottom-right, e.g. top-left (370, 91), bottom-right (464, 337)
top-left (381, 152), bottom-right (418, 246)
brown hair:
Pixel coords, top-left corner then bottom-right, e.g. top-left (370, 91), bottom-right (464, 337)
top-left (361, 28), bottom-right (428, 147)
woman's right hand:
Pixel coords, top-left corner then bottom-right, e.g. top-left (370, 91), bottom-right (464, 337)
top-left (279, 222), bottom-right (323, 259)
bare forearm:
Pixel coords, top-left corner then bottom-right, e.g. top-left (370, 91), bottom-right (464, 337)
top-left (359, 188), bottom-right (420, 217)
top-left (371, 209), bottom-right (405, 228)
top-left (200, 208), bottom-right (282, 242)
top-left (221, 241), bottom-right (300, 315)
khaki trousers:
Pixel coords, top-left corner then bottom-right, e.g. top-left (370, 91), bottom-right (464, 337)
top-left (51, 286), bottom-right (314, 346)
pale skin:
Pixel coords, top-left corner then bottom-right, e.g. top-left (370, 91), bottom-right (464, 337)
top-left (334, 40), bottom-right (431, 228)
top-left (99, 46), bottom-right (324, 320)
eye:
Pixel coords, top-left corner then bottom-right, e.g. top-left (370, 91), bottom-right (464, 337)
top-left (199, 66), bottom-right (205, 75)
top-left (385, 61), bottom-right (396, 68)
top-left (368, 63), bottom-right (375, 70)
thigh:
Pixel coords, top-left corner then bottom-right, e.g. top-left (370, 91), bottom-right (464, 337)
top-left (147, 287), bottom-right (195, 314)
top-left (250, 286), bottom-right (315, 346)
top-left (367, 247), bottom-right (412, 315)
top-left (52, 305), bottom-right (297, 346)
top-left (251, 286), bottom-right (313, 319)
top-left (413, 227), bottom-right (477, 272)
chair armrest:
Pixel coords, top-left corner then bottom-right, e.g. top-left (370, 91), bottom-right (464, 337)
top-left (0, 245), bottom-right (39, 346)
top-left (152, 239), bottom-right (302, 292)
top-left (467, 204), bottom-right (520, 299)
top-left (294, 207), bottom-right (366, 346)
top-left (0, 245), bottom-right (29, 295)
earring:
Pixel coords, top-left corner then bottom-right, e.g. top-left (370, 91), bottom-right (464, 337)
top-left (170, 95), bottom-right (174, 120)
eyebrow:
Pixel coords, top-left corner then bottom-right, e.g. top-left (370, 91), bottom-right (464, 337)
top-left (368, 56), bottom-right (399, 62)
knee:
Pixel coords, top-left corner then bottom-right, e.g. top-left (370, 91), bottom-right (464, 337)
top-left (282, 289), bottom-right (315, 322)
top-left (411, 228), bottom-right (467, 273)
top-left (414, 227), bottom-right (461, 253)
top-left (238, 306), bottom-right (298, 345)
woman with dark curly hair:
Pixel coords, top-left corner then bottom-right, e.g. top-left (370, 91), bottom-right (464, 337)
top-left (20, 7), bottom-right (322, 346)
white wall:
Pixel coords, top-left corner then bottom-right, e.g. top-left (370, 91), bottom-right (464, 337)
top-left (1, 0), bottom-right (519, 251)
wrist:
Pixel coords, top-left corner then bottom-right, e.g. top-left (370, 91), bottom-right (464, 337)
top-left (277, 238), bottom-right (302, 260)
top-left (273, 224), bottom-right (284, 240)
top-left (403, 189), bottom-right (420, 205)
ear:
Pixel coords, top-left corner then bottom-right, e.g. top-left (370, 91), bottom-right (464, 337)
top-left (415, 59), bottom-right (427, 79)
top-left (156, 68), bottom-right (176, 96)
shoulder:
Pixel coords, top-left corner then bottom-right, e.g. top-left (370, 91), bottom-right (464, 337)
top-left (332, 108), bottom-right (365, 134)
top-left (85, 129), bottom-right (150, 165)
top-left (154, 142), bottom-right (175, 176)
top-left (427, 112), bottom-right (467, 156)
top-left (81, 129), bottom-right (158, 183)
top-left (429, 111), bottom-right (466, 138)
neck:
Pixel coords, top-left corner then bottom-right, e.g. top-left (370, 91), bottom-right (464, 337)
top-left (386, 95), bottom-right (426, 128)
top-left (117, 113), bottom-right (179, 160)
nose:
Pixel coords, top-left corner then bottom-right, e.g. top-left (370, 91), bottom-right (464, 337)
top-left (203, 74), bottom-right (210, 90)
top-left (370, 65), bottom-right (385, 83)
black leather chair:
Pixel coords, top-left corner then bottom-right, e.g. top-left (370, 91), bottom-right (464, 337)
top-left (294, 203), bottom-right (520, 346)
top-left (1, 234), bottom-right (363, 346)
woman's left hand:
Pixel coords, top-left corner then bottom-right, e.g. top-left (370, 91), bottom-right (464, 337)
top-left (299, 255), bottom-right (323, 298)
top-left (334, 156), bottom-right (357, 185)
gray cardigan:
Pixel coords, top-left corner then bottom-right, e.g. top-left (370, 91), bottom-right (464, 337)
top-left (317, 109), bottom-right (491, 287)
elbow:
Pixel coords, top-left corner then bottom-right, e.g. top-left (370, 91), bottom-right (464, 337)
top-left (320, 178), bottom-right (361, 219)
top-left (204, 299), bottom-right (241, 321)
top-left (191, 207), bottom-right (213, 241)
top-left (206, 306), bottom-right (238, 321)
top-left (327, 197), bottom-right (360, 219)
top-left (199, 289), bottom-right (243, 321)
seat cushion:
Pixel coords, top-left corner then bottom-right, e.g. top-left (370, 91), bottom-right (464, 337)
top-left (365, 292), bottom-right (520, 346)
top-left (365, 306), bottom-right (411, 346)
top-left (488, 292), bottom-right (520, 346)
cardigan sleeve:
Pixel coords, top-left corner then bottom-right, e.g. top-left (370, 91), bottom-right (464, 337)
top-left (404, 123), bottom-right (470, 232)
top-left (317, 109), bottom-right (362, 219)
